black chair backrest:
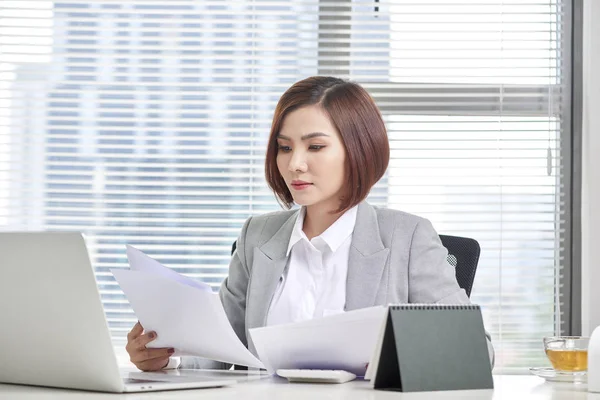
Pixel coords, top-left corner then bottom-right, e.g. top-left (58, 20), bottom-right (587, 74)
top-left (231, 234), bottom-right (480, 297)
top-left (439, 234), bottom-right (481, 298)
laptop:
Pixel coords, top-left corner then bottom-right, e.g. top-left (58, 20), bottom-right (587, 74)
top-left (0, 231), bottom-right (236, 392)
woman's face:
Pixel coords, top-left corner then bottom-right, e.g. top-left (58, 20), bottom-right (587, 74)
top-left (276, 105), bottom-right (347, 213)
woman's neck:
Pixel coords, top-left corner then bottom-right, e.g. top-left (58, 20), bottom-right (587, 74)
top-left (302, 205), bottom-right (344, 240)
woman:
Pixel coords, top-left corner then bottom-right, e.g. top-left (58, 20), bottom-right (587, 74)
top-left (126, 76), bottom-right (494, 371)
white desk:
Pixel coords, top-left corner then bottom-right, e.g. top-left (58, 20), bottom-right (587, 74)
top-left (0, 374), bottom-right (596, 400)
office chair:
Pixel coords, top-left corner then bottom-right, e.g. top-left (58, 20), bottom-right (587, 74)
top-left (438, 234), bottom-right (481, 298)
top-left (230, 234), bottom-right (480, 297)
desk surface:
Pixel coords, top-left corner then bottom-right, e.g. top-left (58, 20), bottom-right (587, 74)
top-left (0, 373), bottom-right (595, 400)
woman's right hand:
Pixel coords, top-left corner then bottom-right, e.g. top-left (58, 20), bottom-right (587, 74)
top-left (126, 321), bottom-right (175, 371)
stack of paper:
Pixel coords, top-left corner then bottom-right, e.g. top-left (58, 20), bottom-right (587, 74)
top-left (112, 247), bottom-right (387, 376)
top-left (112, 246), bottom-right (264, 369)
top-left (250, 306), bottom-right (387, 376)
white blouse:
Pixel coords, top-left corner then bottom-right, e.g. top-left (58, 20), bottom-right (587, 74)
top-left (266, 205), bottom-right (358, 326)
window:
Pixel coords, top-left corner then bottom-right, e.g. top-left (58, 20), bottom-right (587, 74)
top-left (0, 0), bottom-right (572, 372)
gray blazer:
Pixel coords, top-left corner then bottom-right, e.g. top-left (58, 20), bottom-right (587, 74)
top-left (181, 202), bottom-right (494, 369)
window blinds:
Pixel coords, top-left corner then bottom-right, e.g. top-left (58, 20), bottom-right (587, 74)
top-left (0, 0), bottom-right (569, 373)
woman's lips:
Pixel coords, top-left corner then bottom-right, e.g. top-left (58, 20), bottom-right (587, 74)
top-left (291, 182), bottom-right (312, 190)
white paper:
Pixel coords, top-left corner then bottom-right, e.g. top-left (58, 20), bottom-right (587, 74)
top-left (125, 245), bottom-right (211, 292)
top-left (112, 269), bottom-right (264, 369)
top-left (249, 306), bottom-right (387, 376)
top-left (364, 307), bottom-right (389, 381)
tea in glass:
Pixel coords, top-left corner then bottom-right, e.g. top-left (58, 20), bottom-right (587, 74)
top-left (543, 336), bottom-right (589, 371)
top-left (545, 348), bottom-right (588, 371)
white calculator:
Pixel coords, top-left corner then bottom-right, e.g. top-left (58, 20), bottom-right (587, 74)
top-left (276, 369), bottom-right (357, 384)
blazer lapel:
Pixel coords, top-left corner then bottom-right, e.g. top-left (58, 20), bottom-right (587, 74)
top-left (345, 202), bottom-right (390, 311)
top-left (246, 211), bottom-right (298, 330)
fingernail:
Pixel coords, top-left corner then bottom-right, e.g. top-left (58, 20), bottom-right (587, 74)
top-left (168, 348), bottom-right (175, 354)
top-left (148, 332), bottom-right (155, 339)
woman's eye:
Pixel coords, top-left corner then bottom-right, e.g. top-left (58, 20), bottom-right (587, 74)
top-left (278, 145), bottom-right (292, 153)
top-left (309, 145), bottom-right (325, 151)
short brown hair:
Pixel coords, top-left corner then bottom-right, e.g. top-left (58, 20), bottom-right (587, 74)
top-left (265, 76), bottom-right (390, 213)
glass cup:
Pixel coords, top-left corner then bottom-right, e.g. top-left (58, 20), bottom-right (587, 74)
top-left (543, 336), bottom-right (589, 371)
